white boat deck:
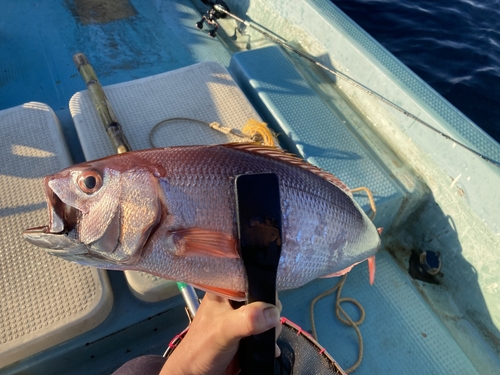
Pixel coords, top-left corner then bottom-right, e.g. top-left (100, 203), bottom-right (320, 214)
top-left (1, 0), bottom-right (499, 374)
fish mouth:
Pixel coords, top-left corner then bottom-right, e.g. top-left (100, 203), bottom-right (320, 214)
top-left (23, 182), bottom-right (84, 255)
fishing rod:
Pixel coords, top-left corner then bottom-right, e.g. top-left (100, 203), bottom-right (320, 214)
top-left (214, 5), bottom-right (500, 169)
top-left (73, 54), bottom-right (131, 154)
top-left (73, 53), bottom-right (200, 319)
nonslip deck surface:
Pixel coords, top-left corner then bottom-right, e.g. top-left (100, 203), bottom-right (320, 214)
top-left (0, 103), bottom-right (112, 368)
top-left (280, 251), bottom-right (479, 374)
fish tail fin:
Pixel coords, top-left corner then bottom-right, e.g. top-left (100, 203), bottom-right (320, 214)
top-left (368, 255), bottom-right (376, 285)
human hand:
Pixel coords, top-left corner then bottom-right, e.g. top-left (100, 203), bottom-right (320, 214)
top-left (160, 293), bottom-right (282, 375)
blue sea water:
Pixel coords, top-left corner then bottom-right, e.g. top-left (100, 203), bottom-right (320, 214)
top-left (331, 0), bottom-right (500, 143)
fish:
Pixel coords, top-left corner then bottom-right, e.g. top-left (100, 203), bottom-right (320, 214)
top-left (23, 143), bottom-right (381, 300)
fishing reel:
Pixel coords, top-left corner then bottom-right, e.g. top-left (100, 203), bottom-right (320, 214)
top-left (200, 0), bottom-right (230, 19)
top-left (213, 3), bottom-right (229, 17)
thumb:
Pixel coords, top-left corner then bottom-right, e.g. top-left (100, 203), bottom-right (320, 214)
top-left (222, 302), bottom-right (280, 347)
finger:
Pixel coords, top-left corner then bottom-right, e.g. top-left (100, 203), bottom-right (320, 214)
top-left (275, 317), bottom-right (282, 357)
top-left (275, 343), bottom-right (281, 358)
top-left (276, 298), bottom-right (282, 313)
top-left (274, 295), bottom-right (283, 357)
top-left (275, 318), bottom-right (282, 340)
top-left (220, 302), bottom-right (280, 347)
top-left (203, 292), bottom-right (226, 305)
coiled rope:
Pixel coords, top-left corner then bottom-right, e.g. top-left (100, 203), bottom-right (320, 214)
top-left (310, 274), bottom-right (365, 373)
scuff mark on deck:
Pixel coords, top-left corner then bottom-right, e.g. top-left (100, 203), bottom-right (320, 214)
top-left (64, 0), bottom-right (137, 25)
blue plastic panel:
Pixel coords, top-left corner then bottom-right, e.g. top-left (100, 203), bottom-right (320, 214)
top-left (280, 250), bottom-right (479, 374)
top-left (229, 45), bottom-right (404, 231)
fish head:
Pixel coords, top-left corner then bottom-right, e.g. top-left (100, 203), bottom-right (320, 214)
top-left (23, 156), bottom-right (162, 266)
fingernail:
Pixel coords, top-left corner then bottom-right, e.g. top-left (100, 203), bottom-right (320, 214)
top-left (263, 306), bottom-right (280, 327)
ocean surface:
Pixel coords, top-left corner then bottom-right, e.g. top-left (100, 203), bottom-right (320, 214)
top-left (331, 0), bottom-right (500, 143)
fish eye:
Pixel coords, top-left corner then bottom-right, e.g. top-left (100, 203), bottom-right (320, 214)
top-left (77, 170), bottom-right (102, 194)
top-left (83, 176), bottom-right (96, 189)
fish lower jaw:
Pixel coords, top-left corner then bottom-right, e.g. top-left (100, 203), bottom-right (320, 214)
top-left (23, 227), bottom-right (87, 254)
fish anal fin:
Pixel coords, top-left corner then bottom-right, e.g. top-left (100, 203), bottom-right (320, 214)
top-left (320, 265), bottom-right (355, 278)
top-left (320, 255), bottom-right (377, 285)
top-left (191, 283), bottom-right (246, 301)
top-left (172, 228), bottom-right (239, 259)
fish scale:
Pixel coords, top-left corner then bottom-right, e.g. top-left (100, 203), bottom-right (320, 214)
top-left (23, 143), bottom-right (380, 300)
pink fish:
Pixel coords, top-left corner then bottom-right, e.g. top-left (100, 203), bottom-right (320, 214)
top-left (23, 143), bottom-right (380, 300)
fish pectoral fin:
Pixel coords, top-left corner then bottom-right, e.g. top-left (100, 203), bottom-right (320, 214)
top-left (172, 228), bottom-right (239, 259)
top-left (190, 283), bottom-right (246, 301)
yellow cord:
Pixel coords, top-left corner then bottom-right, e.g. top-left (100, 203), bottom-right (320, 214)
top-left (242, 118), bottom-right (277, 146)
top-left (350, 186), bottom-right (376, 220)
top-left (148, 117), bottom-right (277, 148)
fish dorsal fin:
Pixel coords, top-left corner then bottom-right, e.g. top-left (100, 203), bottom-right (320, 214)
top-left (222, 143), bottom-right (352, 196)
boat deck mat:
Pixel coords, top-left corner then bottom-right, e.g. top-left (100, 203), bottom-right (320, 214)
top-left (0, 103), bottom-right (113, 368)
top-left (230, 45), bottom-right (404, 231)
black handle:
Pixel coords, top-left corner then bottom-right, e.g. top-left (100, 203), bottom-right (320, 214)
top-left (235, 173), bottom-right (282, 375)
